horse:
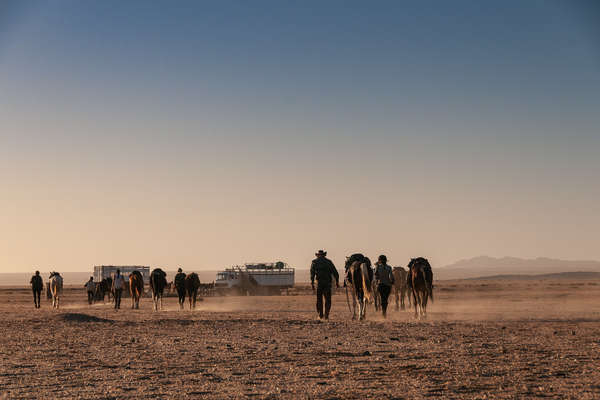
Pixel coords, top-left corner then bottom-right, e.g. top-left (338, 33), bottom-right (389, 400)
top-left (344, 255), bottom-right (374, 320)
top-left (95, 277), bottom-right (113, 303)
top-left (150, 268), bottom-right (167, 311)
top-left (129, 271), bottom-right (144, 309)
top-left (408, 258), bottom-right (434, 318)
top-left (199, 282), bottom-right (215, 297)
top-left (49, 272), bottom-right (63, 309)
top-left (392, 266), bottom-right (411, 310)
top-left (184, 272), bottom-right (201, 310)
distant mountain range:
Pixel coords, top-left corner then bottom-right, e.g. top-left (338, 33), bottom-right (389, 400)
top-left (467, 271), bottom-right (600, 280)
top-left (436, 256), bottom-right (600, 280)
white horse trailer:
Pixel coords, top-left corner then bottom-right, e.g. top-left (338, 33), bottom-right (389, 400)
top-left (215, 262), bottom-right (295, 295)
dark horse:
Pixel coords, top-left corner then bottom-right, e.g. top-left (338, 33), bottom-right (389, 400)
top-left (407, 258), bottom-right (434, 318)
top-left (95, 277), bottom-right (113, 303)
top-left (129, 271), bottom-right (144, 309)
top-left (150, 268), bottom-right (167, 311)
top-left (185, 272), bottom-right (201, 310)
top-left (345, 254), bottom-right (374, 320)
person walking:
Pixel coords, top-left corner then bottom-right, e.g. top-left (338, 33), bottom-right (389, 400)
top-left (30, 270), bottom-right (43, 308)
top-left (310, 250), bottom-right (339, 320)
top-left (174, 267), bottom-right (187, 309)
top-left (85, 276), bottom-right (95, 305)
top-left (112, 269), bottom-right (125, 310)
top-left (374, 255), bottom-right (394, 318)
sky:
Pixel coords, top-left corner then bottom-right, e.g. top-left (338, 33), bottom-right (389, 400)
top-left (0, 1), bottom-right (599, 273)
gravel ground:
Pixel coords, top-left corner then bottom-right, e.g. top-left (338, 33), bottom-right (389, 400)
top-left (1, 280), bottom-right (600, 399)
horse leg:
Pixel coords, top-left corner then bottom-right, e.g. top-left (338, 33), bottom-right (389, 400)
top-left (360, 300), bottom-right (364, 320)
top-left (412, 290), bottom-right (419, 318)
top-left (352, 294), bottom-right (357, 320)
top-left (399, 288), bottom-right (404, 310)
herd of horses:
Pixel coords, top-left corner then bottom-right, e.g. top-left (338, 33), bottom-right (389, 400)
top-left (344, 255), bottom-right (434, 320)
top-left (45, 268), bottom-right (205, 311)
top-left (42, 257), bottom-right (434, 320)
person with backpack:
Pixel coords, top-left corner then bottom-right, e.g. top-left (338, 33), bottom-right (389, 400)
top-left (374, 255), bottom-right (395, 318)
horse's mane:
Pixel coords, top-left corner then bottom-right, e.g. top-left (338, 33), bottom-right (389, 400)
top-left (345, 253), bottom-right (366, 270)
top-left (408, 257), bottom-right (431, 269)
top-left (130, 270), bottom-right (142, 278)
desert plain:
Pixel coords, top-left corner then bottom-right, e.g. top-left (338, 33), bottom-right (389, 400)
top-left (1, 279), bottom-right (600, 399)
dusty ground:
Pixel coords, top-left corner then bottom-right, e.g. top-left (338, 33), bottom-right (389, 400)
top-left (1, 280), bottom-right (600, 399)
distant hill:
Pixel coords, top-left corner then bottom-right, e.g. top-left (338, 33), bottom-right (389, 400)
top-left (436, 256), bottom-right (600, 280)
top-left (467, 271), bottom-right (600, 281)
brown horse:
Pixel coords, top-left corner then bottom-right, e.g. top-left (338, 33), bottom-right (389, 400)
top-left (129, 271), bottom-right (144, 309)
top-left (392, 266), bottom-right (411, 310)
top-left (408, 259), bottom-right (434, 318)
top-left (185, 272), bottom-right (201, 310)
top-left (94, 277), bottom-right (113, 303)
top-left (150, 268), bottom-right (167, 311)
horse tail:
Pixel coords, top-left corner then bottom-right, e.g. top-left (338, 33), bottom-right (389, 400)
top-left (345, 283), bottom-right (352, 314)
top-left (427, 270), bottom-right (434, 303)
top-left (420, 267), bottom-right (433, 303)
top-left (361, 264), bottom-right (372, 303)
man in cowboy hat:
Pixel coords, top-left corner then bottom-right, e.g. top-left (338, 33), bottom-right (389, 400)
top-left (310, 250), bottom-right (339, 320)
top-left (374, 255), bottom-right (394, 318)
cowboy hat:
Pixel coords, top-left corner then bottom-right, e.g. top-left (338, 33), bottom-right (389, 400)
top-left (315, 250), bottom-right (327, 256)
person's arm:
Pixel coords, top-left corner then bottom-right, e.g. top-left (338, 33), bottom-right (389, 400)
top-left (330, 261), bottom-right (340, 287)
top-left (310, 261), bottom-right (316, 290)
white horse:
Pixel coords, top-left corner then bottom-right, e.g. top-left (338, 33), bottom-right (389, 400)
top-left (345, 260), bottom-right (374, 320)
top-left (49, 272), bottom-right (63, 309)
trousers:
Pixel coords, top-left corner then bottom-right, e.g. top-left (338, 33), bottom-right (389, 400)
top-left (378, 284), bottom-right (392, 316)
top-left (316, 286), bottom-right (332, 319)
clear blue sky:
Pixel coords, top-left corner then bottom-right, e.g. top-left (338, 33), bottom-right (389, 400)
top-left (1, 1), bottom-right (599, 272)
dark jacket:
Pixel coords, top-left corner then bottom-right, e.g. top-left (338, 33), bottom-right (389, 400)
top-left (310, 257), bottom-right (339, 288)
top-left (30, 275), bottom-right (43, 291)
top-left (374, 263), bottom-right (394, 287)
top-left (174, 272), bottom-right (186, 290)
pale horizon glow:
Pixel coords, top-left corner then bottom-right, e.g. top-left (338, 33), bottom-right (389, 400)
top-left (1, 1), bottom-right (599, 273)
